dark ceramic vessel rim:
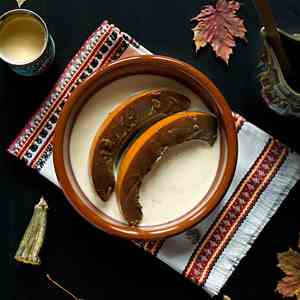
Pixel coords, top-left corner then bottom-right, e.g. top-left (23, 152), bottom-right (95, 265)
top-left (53, 55), bottom-right (238, 240)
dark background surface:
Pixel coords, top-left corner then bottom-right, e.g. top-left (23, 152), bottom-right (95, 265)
top-left (2, 0), bottom-right (300, 299)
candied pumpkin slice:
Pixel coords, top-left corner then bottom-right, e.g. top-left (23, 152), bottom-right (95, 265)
top-left (89, 89), bottom-right (191, 201)
top-left (116, 111), bottom-right (218, 226)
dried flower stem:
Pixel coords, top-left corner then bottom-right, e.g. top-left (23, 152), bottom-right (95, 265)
top-left (46, 274), bottom-right (84, 300)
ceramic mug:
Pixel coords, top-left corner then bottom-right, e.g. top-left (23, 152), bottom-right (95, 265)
top-left (0, 9), bottom-right (55, 76)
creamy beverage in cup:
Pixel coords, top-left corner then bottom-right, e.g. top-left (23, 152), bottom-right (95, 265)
top-left (0, 9), bottom-right (55, 76)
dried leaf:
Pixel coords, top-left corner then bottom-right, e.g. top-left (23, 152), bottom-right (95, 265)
top-left (191, 0), bottom-right (247, 64)
top-left (223, 295), bottom-right (232, 300)
top-left (276, 248), bottom-right (300, 299)
top-left (16, 0), bottom-right (27, 7)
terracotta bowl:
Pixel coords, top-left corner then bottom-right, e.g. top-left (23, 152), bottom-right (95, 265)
top-left (53, 55), bottom-right (238, 240)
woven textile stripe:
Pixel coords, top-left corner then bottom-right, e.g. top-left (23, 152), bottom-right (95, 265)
top-left (30, 33), bottom-right (130, 169)
top-left (135, 113), bottom-right (246, 257)
top-left (7, 22), bottom-right (139, 171)
top-left (8, 22), bottom-right (111, 158)
top-left (184, 138), bottom-right (288, 284)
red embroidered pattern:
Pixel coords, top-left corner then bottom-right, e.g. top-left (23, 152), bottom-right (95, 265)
top-left (134, 112), bottom-right (245, 256)
top-left (30, 28), bottom-right (126, 169)
top-left (144, 240), bottom-right (164, 255)
top-left (232, 112), bottom-right (245, 131)
top-left (7, 21), bottom-right (111, 159)
top-left (7, 22), bottom-right (139, 171)
top-left (133, 240), bottom-right (163, 256)
top-left (184, 138), bottom-right (288, 284)
top-left (22, 28), bottom-right (114, 158)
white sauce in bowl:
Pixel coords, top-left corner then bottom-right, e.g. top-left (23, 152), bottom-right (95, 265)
top-left (69, 74), bottom-right (221, 226)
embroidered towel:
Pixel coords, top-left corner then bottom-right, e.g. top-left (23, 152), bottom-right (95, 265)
top-left (7, 21), bottom-right (300, 296)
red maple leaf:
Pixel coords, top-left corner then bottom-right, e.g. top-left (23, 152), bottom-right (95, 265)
top-left (191, 0), bottom-right (247, 64)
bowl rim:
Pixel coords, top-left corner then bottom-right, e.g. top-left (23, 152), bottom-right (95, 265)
top-left (53, 55), bottom-right (238, 240)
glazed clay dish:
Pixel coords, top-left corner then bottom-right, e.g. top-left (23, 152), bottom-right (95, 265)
top-left (53, 55), bottom-right (238, 240)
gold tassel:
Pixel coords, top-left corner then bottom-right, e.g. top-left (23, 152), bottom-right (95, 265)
top-left (15, 196), bottom-right (48, 265)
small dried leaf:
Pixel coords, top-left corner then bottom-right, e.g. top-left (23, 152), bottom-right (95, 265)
top-left (276, 248), bottom-right (300, 299)
top-left (223, 295), bottom-right (232, 300)
top-left (16, 0), bottom-right (27, 7)
top-left (191, 0), bottom-right (247, 64)
top-left (277, 276), bottom-right (300, 299)
top-left (278, 249), bottom-right (300, 275)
